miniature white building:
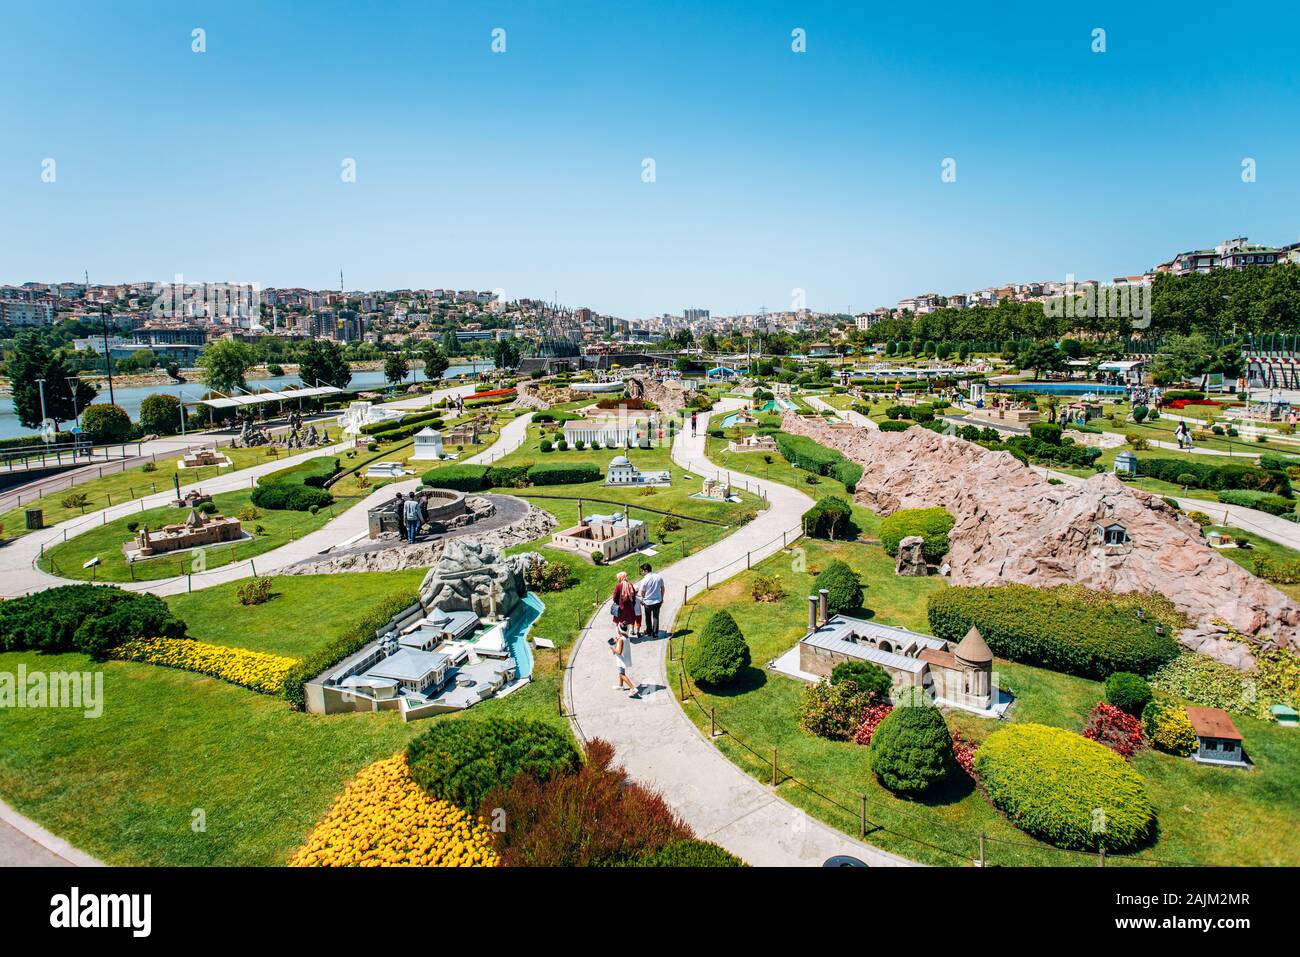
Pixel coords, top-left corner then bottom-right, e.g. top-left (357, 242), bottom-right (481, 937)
top-left (411, 427), bottom-right (446, 461)
top-left (605, 454), bottom-right (671, 486)
top-left (551, 511), bottom-right (649, 562)
top-left (340, 401), bottom-right (404, 436)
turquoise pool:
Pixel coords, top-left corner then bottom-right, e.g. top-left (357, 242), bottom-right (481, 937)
top-left (505, 591), bottom-right (544, 679)
top-left (996, 382), bottom-right (1126, 396)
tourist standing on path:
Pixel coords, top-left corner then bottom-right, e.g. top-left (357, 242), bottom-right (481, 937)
top-left (610, 572), bottom-right (640, 697)
top-left (690, 412), bottom-right (698, 436)
top-left (401, 492), bottom-right (423, 543)
top-left (1175, 421), bottom-right (1190, 450)
top-left (637, 562), bottom-right (664, 640)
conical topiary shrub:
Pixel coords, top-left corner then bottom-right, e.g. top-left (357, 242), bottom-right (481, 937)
top-left (869, 699), bottom-right (955, 794)
top-left (814, 560), bottom-right (864, 615)
top-left (685, 610), bottom-right (751, 686)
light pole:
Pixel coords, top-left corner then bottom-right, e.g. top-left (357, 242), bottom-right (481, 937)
top-left (65, 377), bottom-right (81, 431)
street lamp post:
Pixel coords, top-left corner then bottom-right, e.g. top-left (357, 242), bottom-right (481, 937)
top-left (65, 377), bottom-right (81, 431)
top-left (36, 378), bottom-right (48, 434)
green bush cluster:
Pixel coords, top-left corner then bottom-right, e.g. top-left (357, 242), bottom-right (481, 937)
top-left (773, 432), bottom-right (862, 490)
top-left (1215, 489), bottom-right (1296, 516)
top-left (973, 724), bottom-right (1156, 852)
top-left (814, 560), bottom-right (864, 614)
top-left (81, 403), bottom-right (134, 444)
top-left (360, 409), bottom-right (445, 436)
top-left (526, 462), bottom-right (602, 485)
top-left (1135, 458), bottom-right (1291, 497)
top-left (260, 456), bottom-right (341, 489)
top-left (1104, 672), bottom-right (1153, 716)
top-left (1148, 649), bottom-right (1299, 721)
top-left (634, 840), bottom-right (746, 867)
top-left (927, 585), bottom-right (1182, 679)
top-left (869, 702), bottom-right (955, 794)
top-left (685, 611), bottom-right (751, 686)
top-left (1005, 434), bottom-right (1102, 468)
top-left (877, 420), bottom-right (912, 432)
top-left (0, 585), bottom-right (186, 660)
top-left (1141, 700), bottom-right (1197, 756)
top-left (797, 680), bottom-right (871, 740)
top-left (831, 660), bottom-right (892, 699)
top-left (879, 507), bottom-right (954, 562)
top-left (406, 717), bottom-right (581, 811)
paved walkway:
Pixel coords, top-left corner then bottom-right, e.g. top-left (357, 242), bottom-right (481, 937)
top-left (0, 383), bottom-right (484, 599)
top-left (1031, 465), bottom-right (1300, 550)
top-left (0, 799), bottom-right (103, 867)
top-left (565, 412), bottom-right (916, 867)
top-left (805, 394), bottom-right (878, 430)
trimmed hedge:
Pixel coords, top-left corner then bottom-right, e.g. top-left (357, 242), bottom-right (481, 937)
top-left (878, 419), bottom-right (912, 432)
top-left (1134, 457), bottom-right (1291, 497)
top-left (973, 724), bottom-right (1156, 852)
top-left (0, 584), bottom-right (186, 660)
top-left (282, 595), bottom-right (412, 709)
top-left (869, 702), bottom-right (955, 794)
top-left (250, 483), bottom-right (334, 511)
top-left (485, 464), bottom-right (531, 488)
top-left (526, 462), bottom-right (602, 486)
top-left (1215, 489), bottom-right (1296, 516)
top-left (260, 456), bottom-right (340, 489)
top-left (685, 611), bottom-right (751, 686)
top-left (879, 507), bottom-right (954, 562)
top-left (360, 409), bottom-right (445, 436)
top-left (773, 431), bottom-right (862, 490)
top-left (406, 717), bottom-right (581, 811)
top-left (927, 585), bottom-right (1182, 679)
top-left (421, 464), bottom-right (490, 491)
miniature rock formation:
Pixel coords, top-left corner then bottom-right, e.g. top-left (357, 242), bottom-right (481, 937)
top-left (417, 537), bottom-right (531, 619)
top-left (780, 412), bottom-right (1300, 666)
top-left (895, 535), bottom-right (928, 577)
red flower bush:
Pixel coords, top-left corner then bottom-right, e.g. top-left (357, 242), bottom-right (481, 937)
top-left (1081, 702), bottom-right (1145, 759)
top-left (479, 738), bottom-right (692, 866)
top-left (853, 703), bottom-right (894, 746)
top-left (951, 730), bottom-right (980, 778)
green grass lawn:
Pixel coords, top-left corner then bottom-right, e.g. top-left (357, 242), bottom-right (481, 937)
top-left (36, 487), bottom-right (361, 582)
top-left (668, 531), bottom-right (1300, 866)
top-left (164, 569), bottom-right (427, 658)
top-left (0, 442), bottom-right (292, 541)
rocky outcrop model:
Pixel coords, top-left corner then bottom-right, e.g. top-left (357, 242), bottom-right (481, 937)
top-left (418, 538), bottom-right (531, 619)
top-left (780, 412), bottom-right (1299, 666)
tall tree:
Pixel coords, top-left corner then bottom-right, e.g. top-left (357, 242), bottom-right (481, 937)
top-left (198, 339), bottom-right (257, 394)
top-left (383, 351), bottom-right (409, 385)
top-left (490, 336), bottom-right (522, 370)
top-left (419, 341), bottom-right (449, 381)
top-left (298, 338), bottom-right (352, 390)
top-left (5, 331), bottom-right (98, 431)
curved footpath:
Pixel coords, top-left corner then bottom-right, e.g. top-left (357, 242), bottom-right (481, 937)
top-left (0, 383), bottom-right (486, 600)
top-left (565, 409), bottom-right (915, 867)
top-left (804, 394), bottom-right (878, 430)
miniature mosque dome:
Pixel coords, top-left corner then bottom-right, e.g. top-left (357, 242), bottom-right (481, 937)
top-left (427, 607), bottom-right (451, 625)
top-left (610, 455), bottom-right (631, 467)
top-left (954, 626), bottom-right (993, 665)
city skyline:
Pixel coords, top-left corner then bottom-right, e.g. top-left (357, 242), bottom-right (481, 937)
top-left (4, 2), bottom-right (1300, 317)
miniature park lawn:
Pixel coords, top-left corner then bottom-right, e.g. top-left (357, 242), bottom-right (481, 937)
top-left (0, 415), bottom-right (771, 865)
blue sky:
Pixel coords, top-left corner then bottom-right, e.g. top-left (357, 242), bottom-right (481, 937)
top-left (2, 1), bottom-right (1298, 318)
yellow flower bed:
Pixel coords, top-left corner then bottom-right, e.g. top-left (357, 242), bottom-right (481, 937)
top-left (289, 754), bottom-right (498, 867)
top-left (113, 636), bottom-right (297, 695)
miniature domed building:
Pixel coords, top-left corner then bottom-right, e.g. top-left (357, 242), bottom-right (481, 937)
top-left (953, 626), bottom-right (993, 704)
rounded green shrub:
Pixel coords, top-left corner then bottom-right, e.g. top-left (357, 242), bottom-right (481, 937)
top-left (831, 660), bottom-right (892, 700)
top-left (635, 839), bottom-right (746, 867)
top-left (973, 724), bottom-right (1156, 851)
top-left (878, 420), bottom-right (911, 432)
top-left (814, 560), bottom-right (863, 614)
top-left (1104, 672), bottom-right (1153, 716)
top-left (685, 611), bottom-right (751, 686)
top-left (801, 496), bottom-right (854, 540)
top-left (879, 507), bottom-right (955, 561)
top-left (406, 717), bottom-right (581, 811)
top-left (869, 701), bottom-right (954, 794)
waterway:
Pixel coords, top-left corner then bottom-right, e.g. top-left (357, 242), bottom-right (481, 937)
top-left (1, 361), bottom-right (495, 441)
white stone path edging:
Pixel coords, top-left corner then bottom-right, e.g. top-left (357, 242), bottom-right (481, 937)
top-left (0, 797), bottom-right (104, 867)
top-left (564, 410), bottom-right (917, 867)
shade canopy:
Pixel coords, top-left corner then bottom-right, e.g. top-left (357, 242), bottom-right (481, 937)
top-left (196, 385), bottom-right (344, 409)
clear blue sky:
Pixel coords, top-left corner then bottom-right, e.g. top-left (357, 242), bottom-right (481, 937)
top-left (2, 1), bottom-right (1298, 318)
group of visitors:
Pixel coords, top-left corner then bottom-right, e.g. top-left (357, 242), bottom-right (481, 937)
top-left (607, 562), bottom-right (665, 699)
top-left (394, 491), bottom-right (429, 544)
top-left (1174, 421), bottom-right (1193, 450)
